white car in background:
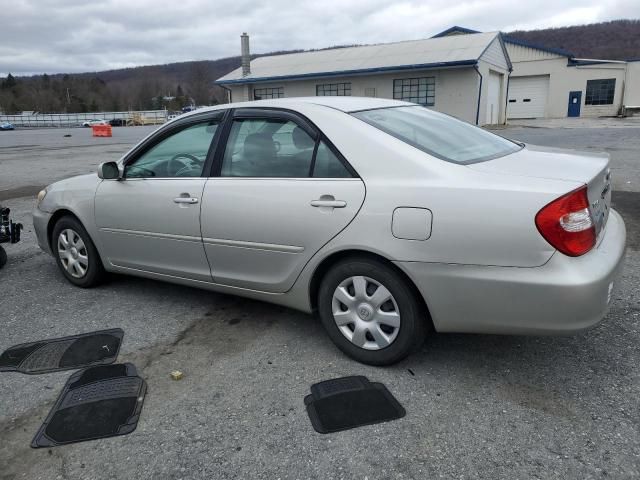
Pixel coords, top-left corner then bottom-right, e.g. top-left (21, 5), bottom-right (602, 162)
top-left (81, 119), bottom-right (108, 128)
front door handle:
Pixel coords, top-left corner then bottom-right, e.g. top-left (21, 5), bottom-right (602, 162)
top-left (310, 195), bottom-right (347, 209)
top-left (173, 196), bottom-right (199, 204)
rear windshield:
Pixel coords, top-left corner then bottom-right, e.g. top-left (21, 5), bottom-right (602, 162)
top-left (352, 106), bottom-right (522, 164)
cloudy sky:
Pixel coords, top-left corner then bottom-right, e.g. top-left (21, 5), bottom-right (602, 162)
top-left (1, 0), bottom-right (638, 76)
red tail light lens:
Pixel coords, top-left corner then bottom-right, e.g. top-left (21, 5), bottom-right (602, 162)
top-left (535, 186), bottom-right (596, 257)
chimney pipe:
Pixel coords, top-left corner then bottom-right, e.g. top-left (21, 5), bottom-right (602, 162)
top-left (241, 33), bottom-right (251, 77)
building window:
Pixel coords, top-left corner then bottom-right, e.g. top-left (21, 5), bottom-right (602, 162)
top-left (585, 79), bottom-right (615, 105)
top-left (364, 87), bottom-right (376, 97)
top-left (254, 87), bottom-right (284, 100)
top-left (316, 83), bottom-right (351, 96)
top-left (393, 77), bottom-right (435, 105)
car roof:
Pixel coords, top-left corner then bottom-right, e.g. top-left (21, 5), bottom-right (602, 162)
top-left (181, 96), bottom-right (413, 119)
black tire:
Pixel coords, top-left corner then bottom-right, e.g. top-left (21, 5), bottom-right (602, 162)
top-left (317, 256), bottom-right (427, 366)
top-left (0, 245), bottom-right (6, 269)
top-left (51, 216), bottom-right (105, 288)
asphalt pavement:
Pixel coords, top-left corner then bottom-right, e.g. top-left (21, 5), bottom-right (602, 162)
top-left (0, 122), bottom-right (638, 479)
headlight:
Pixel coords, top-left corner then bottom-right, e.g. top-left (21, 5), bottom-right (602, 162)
top-left (36, 188), bottom-right (48, 207)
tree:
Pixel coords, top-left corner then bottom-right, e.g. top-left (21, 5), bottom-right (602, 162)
top-left (2, 73), bottom-right (17, 89)
top-left (187, 62), bottom-right (212, 106)
top-left (211, 85), bottom-right (228, 105)
top-left (134, 81), bottom-right (154, 110)
top-left (109, 96), bottom-right (121, 112)
top-left (152, 95), bottom-right (165, 110)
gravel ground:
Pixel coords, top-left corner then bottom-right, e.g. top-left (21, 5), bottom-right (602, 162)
top-left (0, 123), bottom-right (638, 479)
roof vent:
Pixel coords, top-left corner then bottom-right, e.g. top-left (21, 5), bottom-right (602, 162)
top-left (241, 33), bottom-right (251, 77)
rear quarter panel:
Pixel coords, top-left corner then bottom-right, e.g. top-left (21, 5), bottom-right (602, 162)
top-left (295, 104), bottom-right (580, 267)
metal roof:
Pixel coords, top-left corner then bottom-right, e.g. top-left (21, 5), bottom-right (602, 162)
top-left (501, 35), bottom-right (574, 58)
top-left (216, 32), bottom-right (501, 85)
top-left (431, 26), bottom-right (481, 38)
top-left (568, 58), bottom-right (628, 66)
top-left (432, 26), bottom-right (575, 58)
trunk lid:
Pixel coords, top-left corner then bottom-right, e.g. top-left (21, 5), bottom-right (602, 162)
top-left (468, 144), bottom-right (612, 238)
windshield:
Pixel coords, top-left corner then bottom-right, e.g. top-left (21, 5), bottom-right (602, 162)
top-left (352, 106), bottom-right (522, 164)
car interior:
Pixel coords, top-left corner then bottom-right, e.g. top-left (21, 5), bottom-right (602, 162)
top-left (222, 119), bottom-right (315, 177)
top-left (124, 121), bottom-right (219, 178)
top-left (123, 114), bottom-right (352, 179)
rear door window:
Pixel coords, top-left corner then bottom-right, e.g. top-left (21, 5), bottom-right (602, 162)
top-left (221, 118), bottom-right (315, 177)
top-left (312, 141), bottom-right (352, 178)
top-left (220, 116), bottom-right (355, 178)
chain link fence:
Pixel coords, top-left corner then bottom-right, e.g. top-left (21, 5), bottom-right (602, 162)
top-left (0, 110), bottom-right (168, 128)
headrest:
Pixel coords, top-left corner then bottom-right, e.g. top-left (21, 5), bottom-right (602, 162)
top-left (244, 132), bottom-right (274, 149)
top-left (244, 133), bottom-right (277, 158)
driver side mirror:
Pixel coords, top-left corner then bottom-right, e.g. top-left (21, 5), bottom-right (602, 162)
top-left (98, 161), bottom-right (121, 180)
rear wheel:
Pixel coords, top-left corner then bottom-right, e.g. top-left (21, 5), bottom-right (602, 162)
top-left (0, 245), bottom-right (6, 269)
top-left (52, 216), bottom-right (105, 288)
top-left (317, 256), bottom-right (427, 365)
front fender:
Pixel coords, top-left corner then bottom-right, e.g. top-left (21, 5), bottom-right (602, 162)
top-left (36, 174), bottom-right (104, 257)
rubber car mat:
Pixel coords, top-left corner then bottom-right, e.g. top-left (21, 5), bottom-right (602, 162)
top-left (31, 363), bottom-right (146, 448)
top-left (0, 328), bottom-right (123, 374)
top-left (304, 376), bottom-right (405, 434)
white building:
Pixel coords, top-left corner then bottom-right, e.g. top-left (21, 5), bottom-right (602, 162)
top-left (216, 32), bottom-right (512, 126)
top-left (435, 26), bottom-right (640, 119)
top-left (215, 27), bottom-right (640, 123)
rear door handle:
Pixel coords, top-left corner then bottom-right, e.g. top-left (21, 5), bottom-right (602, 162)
top-left (310, 199), bottom-right (347, 208)
top-left (173, 196), bottom-right (199, 204)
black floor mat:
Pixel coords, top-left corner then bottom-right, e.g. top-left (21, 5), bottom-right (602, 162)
top-left (31, 363), bottom-right (146, 448)
top-left (0, 328), bottom-right (123, 374)
top-left (304, 376), bottom-right (405, 434)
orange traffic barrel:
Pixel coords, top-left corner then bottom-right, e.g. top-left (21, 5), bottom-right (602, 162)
top-left (92, 125), bottom-right (112, 137)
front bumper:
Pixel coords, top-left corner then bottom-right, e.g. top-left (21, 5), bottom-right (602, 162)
top-left (33, 207), bottom-right (53, 255)
top-left (396, 209), bottom-right (627, 335)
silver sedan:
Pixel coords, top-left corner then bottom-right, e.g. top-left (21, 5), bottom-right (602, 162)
top-left (33, 97), bottom-right (626, 365)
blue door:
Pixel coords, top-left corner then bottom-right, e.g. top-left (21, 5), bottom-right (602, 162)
top-left (568, 91), bottom-right (582, 117)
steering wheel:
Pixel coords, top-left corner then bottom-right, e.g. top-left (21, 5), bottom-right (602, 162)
top-left (125, 165), bottom-right (156, 178)
top-left (167, 153), bottom-right (200, 176)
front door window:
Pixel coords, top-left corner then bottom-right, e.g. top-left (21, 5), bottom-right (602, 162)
top-left (125, 120), bottom-right (219, 178)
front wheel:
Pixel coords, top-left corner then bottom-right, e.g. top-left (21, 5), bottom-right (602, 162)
top-left (52, 216), bottom-right (105, 288)
top-left (317, 257), bottom-right (427, 365)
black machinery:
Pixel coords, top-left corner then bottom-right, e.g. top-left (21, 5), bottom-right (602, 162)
top-left (0, 206), bottom-right (23, 269)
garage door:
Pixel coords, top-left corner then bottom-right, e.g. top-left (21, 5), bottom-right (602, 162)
top-left (507, 75), bottom-right (549, 119)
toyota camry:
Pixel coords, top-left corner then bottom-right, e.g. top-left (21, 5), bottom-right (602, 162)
top-left (33, 97), bottom-right (626, 365)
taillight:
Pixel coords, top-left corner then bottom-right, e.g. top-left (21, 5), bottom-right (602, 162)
top-left (535, 185), bottom-right (596, 257)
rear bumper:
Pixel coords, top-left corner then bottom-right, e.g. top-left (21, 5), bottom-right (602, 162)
top-left (396, 209), bottom-right (626, 335)
top-left (32, 207), bottom-right (53, 255)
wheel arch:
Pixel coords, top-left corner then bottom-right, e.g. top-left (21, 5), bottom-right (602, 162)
top-left (47, 209), bottom-right (83, 249)
top-left (47, 209), bottom-right (104, 263)
top-left (308, 249), bottom-right (434, 330)
top-left (47, 208), bottom-right (107, 286)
